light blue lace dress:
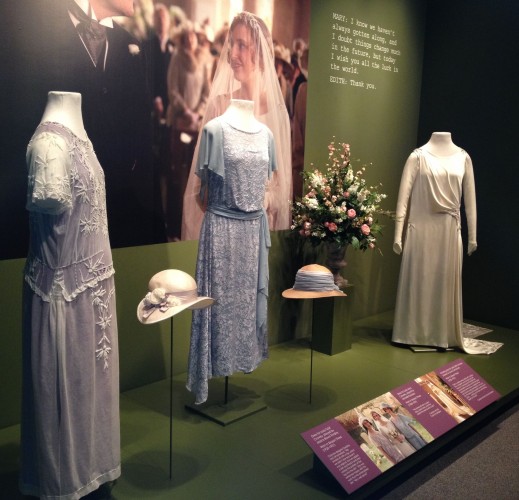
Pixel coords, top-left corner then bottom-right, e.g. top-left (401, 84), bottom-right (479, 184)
top-left (21, 122), bottom-right (120, 499)
top-left (186, 117), bottom-right (276, 404)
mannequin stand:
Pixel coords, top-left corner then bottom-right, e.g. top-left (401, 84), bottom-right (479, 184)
top-left (136, 268), bottom-right (215, 478)
top-left (185, 376), bottom-right (267, 426)
top-left (409, 345), bottom-right (455, 353)
top-left (168, 318), bottom-right (174, 479)
top-left (309, 339), bottom-right (314, 404)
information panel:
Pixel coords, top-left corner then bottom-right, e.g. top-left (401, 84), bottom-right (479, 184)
top-left (301, 359), bottom-right (500, 494)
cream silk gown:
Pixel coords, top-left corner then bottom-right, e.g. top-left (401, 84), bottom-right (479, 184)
top-left (392, 147), bottom-right (500, 354)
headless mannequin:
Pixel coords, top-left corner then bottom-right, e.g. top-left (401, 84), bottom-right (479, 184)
top-left (423, 132), bottom-right (461, 157)
top-left (391, 131), bottom-right (485, 352)
top-left (40, 91), bottom-right (88, 141)
top-left (23, 90), bottom-right (121, 498)
top-left (393, 131), bottom-right (477, 256)
top-left (221, 99), bottom-right (261, 133)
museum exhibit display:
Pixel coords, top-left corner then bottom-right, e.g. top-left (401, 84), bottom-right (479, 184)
top-left (0, 0), bottom-right (517, 498)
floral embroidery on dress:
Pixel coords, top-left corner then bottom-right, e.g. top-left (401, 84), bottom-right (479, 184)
top-left (25, 122), bottom-right (116, 369)
top-left (28, 132), bottom-right (73, 210)
top-left (93, 284), bottom-right (115, 370)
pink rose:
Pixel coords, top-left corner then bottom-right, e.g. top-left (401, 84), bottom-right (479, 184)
top-left (343, 191), bottom-right (350, 198)
top-left (347, 208), bottom-right (356, 219)
top-left (361, 224), bottom-right (370, 235)
top-left (328, 222), bottom-right (338, 232)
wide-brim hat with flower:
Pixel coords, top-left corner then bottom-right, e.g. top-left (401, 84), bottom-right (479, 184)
top-left (282, 264), bottom-right (347, 299)
top-left (137, 269), bottom-right (214, 324)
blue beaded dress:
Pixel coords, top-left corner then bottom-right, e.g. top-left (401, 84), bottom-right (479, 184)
top-left (186, 116), bottom-right (276, 404)
top-left (21, 122), bottom-right (120, 499)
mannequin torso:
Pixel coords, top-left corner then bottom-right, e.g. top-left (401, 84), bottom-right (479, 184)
top-left (221, 99), bottom-right (261, 133)
top-left (423, 132), bottom-right (461, 156)
top-left (40, 91), bottom-right (88, 141)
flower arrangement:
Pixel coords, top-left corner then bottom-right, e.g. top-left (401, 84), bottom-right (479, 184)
top-left (291, 139), bottom-right (389, 251)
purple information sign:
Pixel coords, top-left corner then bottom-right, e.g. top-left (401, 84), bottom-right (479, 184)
top-left (391, 381), bottom-right (458, 438)
top-left (435, 359), bottom-right (500, 412)
top-left (301, 358), bottom-right (500, 495)
top-left (301, 419), bottom-right (381, 494)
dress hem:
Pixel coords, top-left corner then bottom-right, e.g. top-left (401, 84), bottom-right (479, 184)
top-left (19, 465), bottom-right (121, 500)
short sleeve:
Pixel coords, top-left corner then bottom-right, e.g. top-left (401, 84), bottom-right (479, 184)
top-left (26, 132), bottom-right (72, 214)
top-left (196, 119), bottom-right (225, 202)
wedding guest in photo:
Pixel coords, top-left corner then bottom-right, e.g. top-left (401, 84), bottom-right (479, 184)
top-left (360, 417), bottom-right (405, 465)
top-left (371, 409), bottom-right (415, 458)
top-left (380, 402), bottom-right (428, 450)
top-left (166, 22), bottom-right (210, 240)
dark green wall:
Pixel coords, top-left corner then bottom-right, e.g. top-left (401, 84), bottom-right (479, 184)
top-left (305, 0), bottom-right (426, 317)
top-left (418, 0), bottom-right (519, 330)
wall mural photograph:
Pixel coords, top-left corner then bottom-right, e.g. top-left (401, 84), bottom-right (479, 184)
top-left (0, 0), bottom-right (310, 259)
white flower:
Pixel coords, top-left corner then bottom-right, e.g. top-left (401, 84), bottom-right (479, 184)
top-left (146, 288), bottom-right (166, 305)
top-left (310, 171), bottom-right (325, 187)
top-left (165, 295), bottom-right (182, 308)
top-left (128, 44), bottom-right (140, 55)
top-left (305, 197), bottom-right (319, 209)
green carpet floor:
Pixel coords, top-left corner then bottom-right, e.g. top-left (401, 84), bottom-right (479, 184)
top-left (1, 312), bottom-right (518, 499)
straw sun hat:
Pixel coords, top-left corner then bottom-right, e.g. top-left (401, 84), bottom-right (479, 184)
top-left (137, 269), bottom-right (214, 324)
top-left (282, 264), bottom-right (347, 299)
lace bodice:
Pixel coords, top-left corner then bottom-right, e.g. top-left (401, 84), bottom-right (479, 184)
top-left (24, 122), bottom-right (114, 302)
top-left (197, 118), bottom-right (275, 212)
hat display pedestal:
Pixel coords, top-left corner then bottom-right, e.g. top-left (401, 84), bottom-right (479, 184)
top-left (185, 378), bottom-right (267, 426)
top-left (283, 263), bottom-right (352, 403)
top-left (305, 290), bottom-right (354, 404)
top-left (136, 269), bottom-right (215, 478)
top-left (311, 285), bottom-right (354, 355)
